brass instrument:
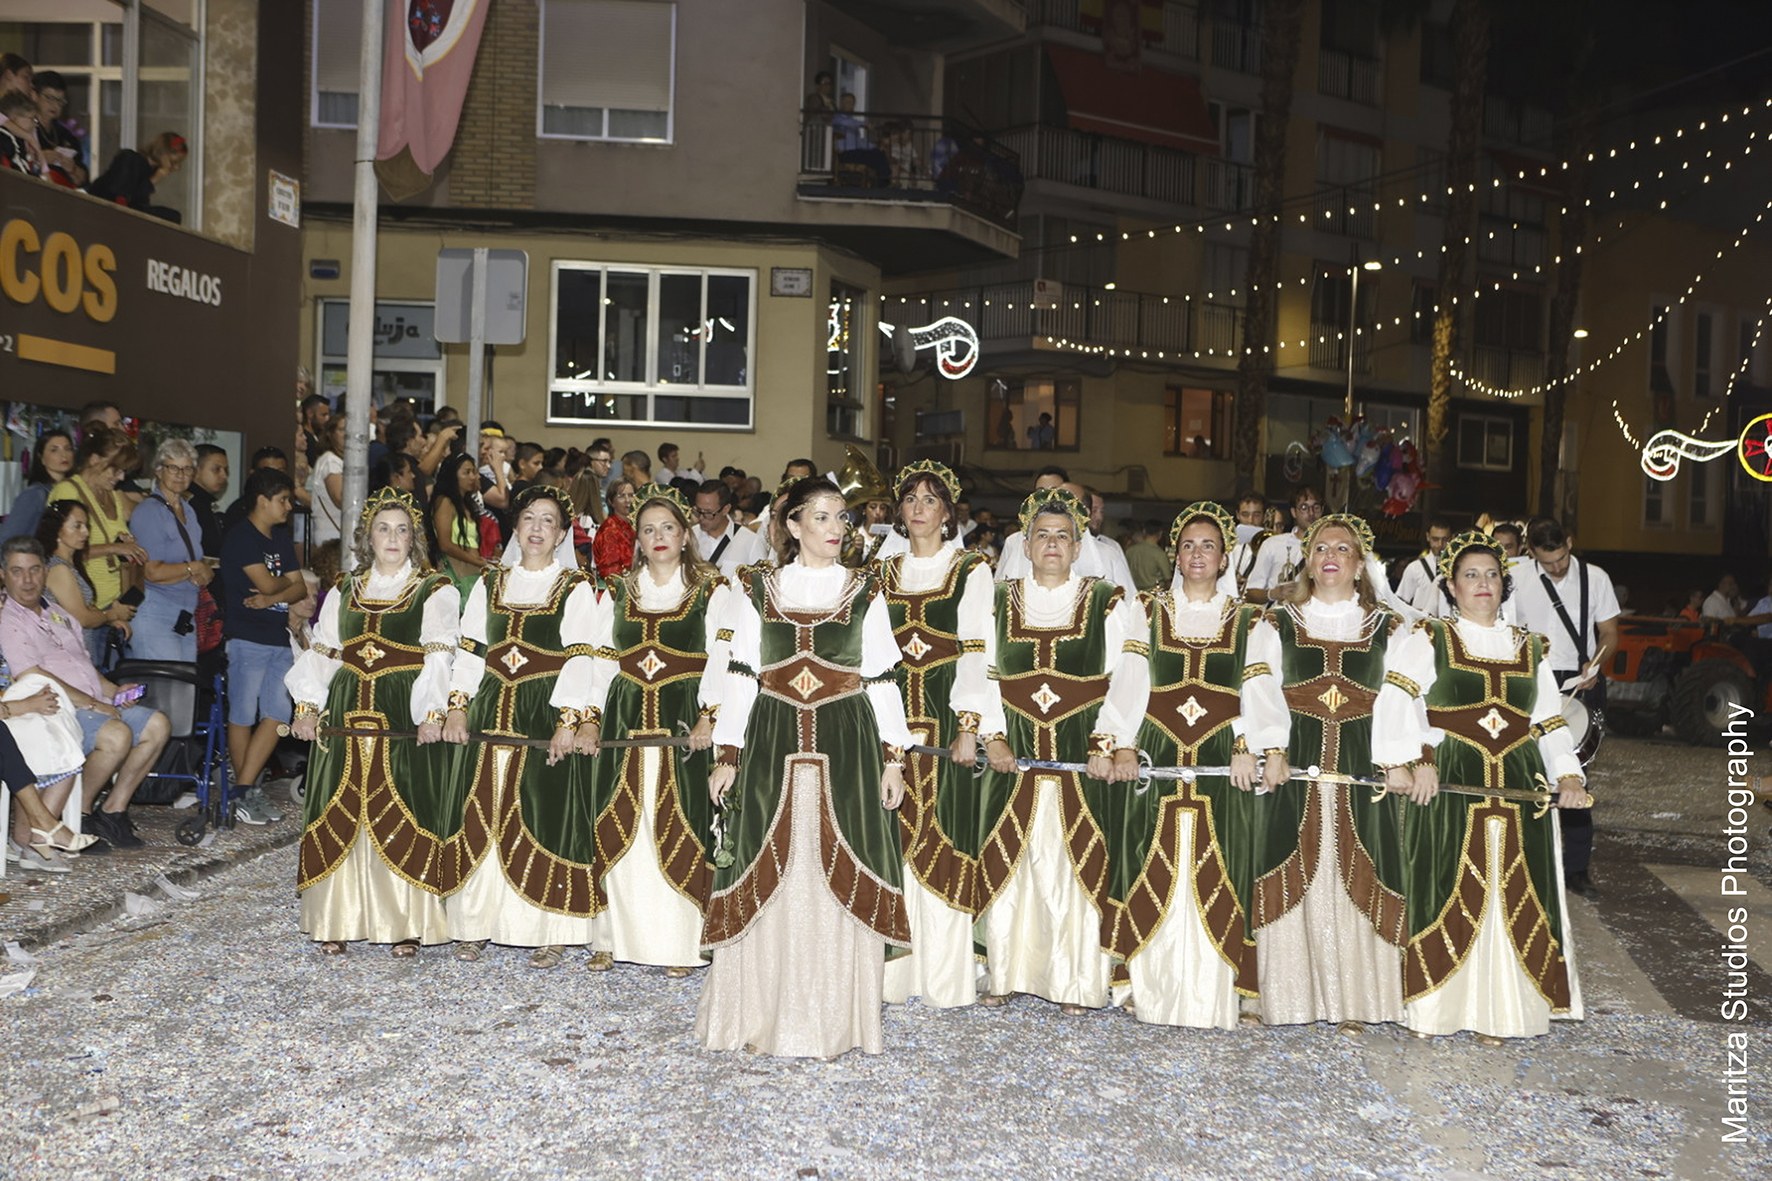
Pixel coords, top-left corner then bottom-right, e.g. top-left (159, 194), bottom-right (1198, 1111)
top-left (834, 444), bottom-right (891, 511)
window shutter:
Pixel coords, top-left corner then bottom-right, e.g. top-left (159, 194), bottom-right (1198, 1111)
top-left (542, 0), bottom-right (674, 115)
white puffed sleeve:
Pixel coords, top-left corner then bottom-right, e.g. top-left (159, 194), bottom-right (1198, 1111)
top-left (1372, 624), bottom-right (1437, 768)
top-left (410, 581), bottom-right (460, 720)
top-left (862, 592), bottom-right (916, 750)
top-left (584, 585), bottom-right (618, 719)
top-left (1369, 554), bottom-right (1423, 623)
top-left (949, 562), bottom-right (998, 731)
top-left (284, 589), bottom-right (344, 711)
top-left (697, 581), bottom-right (734, 713)
top-left (548, 580), bottom-right (600, 711)
top-left (1240, 614), bottom-right (1291, 753)
top-left (711, 583), bottom-right (760, 750)
top-left (446, 576), bottom-right (490, 704)
top-left (1530, 655), bottom-right (1584, 784)
top-left (1090, 589), bottom-right (1148, 749)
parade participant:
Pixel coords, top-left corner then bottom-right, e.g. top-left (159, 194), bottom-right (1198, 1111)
top-left (1373, 532), bottom-right (1588, 1041)
top-left (1227, 492), bottom-right (1269, 593)
top-left (697, 478), bottom-right (914, 1057)
top-left (1106, 502), bottom-right (1284, 1028)
top-left (1393, 516), bottom-right (1458, 613)
top-left (975, 488), bottom-right (1143, 1016)
top-left (1247, 513), bottom-right (1407, 1030)
top-left (286, 489), bottom-right (459, 957)
top-left (584, 484), bottom-right (730, 977)
top-left (1244, 487), bottom-right (1324, 603)
top-left (1510, 519), bottom-right (1617, 896)
top-left (877, 461), bottom-right (997, 1009)
top-left (439, 486), bottom-right (602, 969)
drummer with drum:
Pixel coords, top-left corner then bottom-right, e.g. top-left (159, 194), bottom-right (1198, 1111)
top-left (1509, 518), bottom-right (1619, 897)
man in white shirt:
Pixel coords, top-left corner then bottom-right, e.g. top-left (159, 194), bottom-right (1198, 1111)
top-left (1701, 574), bottom-right (1743, 621)
top-left (655, 442), bottom-right (703, 487)
top-left (1394, 516), bottom-right (1458, 613)
top-left (691, 480), bottom-right (766, 578)
top-left (1244, 486), bottom-right (1324, 603)
top-left (1511, 519), bottom-right (1619, 896)
top-left (1084, 487), bottom-right (1137, 598)
top-left (1226, 492), bottom-right (1267, 592)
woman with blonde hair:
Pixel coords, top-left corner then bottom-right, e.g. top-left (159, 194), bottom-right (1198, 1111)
top-left (1245, 513), bottom-right (1408, 1031)
top-left (287, 488), bottom-right (461, 957)
top-left (582, 484), bottom-right (731, 976)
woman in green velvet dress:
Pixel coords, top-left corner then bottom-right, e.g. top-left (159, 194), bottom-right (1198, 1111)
top-left (288, 489), bottom-right (460, 957)
top-left (584, 484), bottom-right (730, 977)
top-left (439, 486), bottom-right (603, 970)
top-left (1246, 513), bottom-right (1408, 1030)
top-left (1373, 532), bottom-right (1590, 1041)
top-left (696, 477), bottom-right (915, 1058)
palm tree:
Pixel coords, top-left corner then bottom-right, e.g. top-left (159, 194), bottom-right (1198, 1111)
top-left (1232, 0), bottom-right (1308, 490)
top-left (1425, 0), bottom-right (1491, 511)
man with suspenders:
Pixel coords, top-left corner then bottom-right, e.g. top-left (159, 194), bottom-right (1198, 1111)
top-left (1393, 516), bottom-right (1457, 613)
top-left (1511, 518), bottom-right (1620, 896)
top-left (691, 479), bottom-right (765, 577)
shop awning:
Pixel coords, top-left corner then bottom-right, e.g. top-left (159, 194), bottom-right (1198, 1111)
top-left (1045, 44), bottom-right (1219, 155)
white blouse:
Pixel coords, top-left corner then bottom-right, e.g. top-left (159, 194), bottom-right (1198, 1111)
top-left (979, 574), bottom-right (1144, 749)
top-left (447, 561), bottom-right (599, 712)
top-left (1372, 615), bottom-right (1583, 782)
top-left (893, 549), bottom-right (1002, 736)
top-left (286, 563), bottom-right (460, 721)
top-left (586, 568), bottom-right (733, 718)
top-left (711, 562), bottom-right (915, 752)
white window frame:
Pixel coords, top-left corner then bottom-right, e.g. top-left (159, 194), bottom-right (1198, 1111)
top-left (536, 0), bottom-right (678, 145)
top-left (547, 261), bottom-right (757, 430)
top-left (1456, 413), bottom-right (1514, 471)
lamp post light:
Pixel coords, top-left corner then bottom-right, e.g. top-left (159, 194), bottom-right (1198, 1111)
top-left (1346, 256), bottom-right (1383, 418)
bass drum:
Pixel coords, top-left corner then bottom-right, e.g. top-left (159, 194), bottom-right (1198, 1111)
top-left (1561, 693), bottom-right (1604, 767)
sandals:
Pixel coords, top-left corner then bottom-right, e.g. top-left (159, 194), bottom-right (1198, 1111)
top-left (528, 945), bottom-right (566, 970)
top-left (977, 993), bottom-right (1012, 1008)
top-left (391, 940), bottom-right (420, 959)
top-left (317, 941), bottom-right (347, 956)
top-left (454, 939), bottom-right (489, 963)
top-left (664, 966), bottom-right (695, 979)
top-left (585, 951), bottom-right (615, 972)
top-left (32, 824), bottom-right (97, 854)
top-left (1059, 1003), bottom-right (1093, 1017)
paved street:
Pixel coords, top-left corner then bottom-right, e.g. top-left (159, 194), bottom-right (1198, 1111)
top-left (1, 734), bottom-right (1767, 1181)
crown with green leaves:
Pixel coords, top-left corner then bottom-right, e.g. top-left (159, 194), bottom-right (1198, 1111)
top-left (357, 486), bottom-right (423, 531)
top-left (1017, 487), bottom-right (1088, 537)
top-left (1439, 529), bottom-right (1505, 581)
top-left (510, 482), bottom-right (577, 524)
top-left (1167, 500), bottom-right (1237, 554)
top-left (631, 482), bottom-right (692, 519)
top-left (893, 459), bottom-right (961, 504)
top-left (1304, 512), bottom-right (1376, 557)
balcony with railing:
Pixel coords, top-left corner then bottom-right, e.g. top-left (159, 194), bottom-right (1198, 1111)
top-left (1318, 48), bottom-right (1380, 105)
top-left (891, 280), bottom-right (1240, 357)
top-left (1000, 123), bottom-right (1255, 212)
top-left (1315, 186), bottom-right (1378, 238)
top-left (799, 112), bottom-right (1023, 230)
top-left (1211, 20), bottom-right (1260, 72)
top-left (1029, 0), bottom-right (1200, 59)
top-left (1470, 345), bottom-right (1544, 390)
top-left (1308, 323), bottom-right (1374, 373)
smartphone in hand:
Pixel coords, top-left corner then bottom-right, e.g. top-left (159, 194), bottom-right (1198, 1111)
top-left (112, 684), bottom-right (147, 707)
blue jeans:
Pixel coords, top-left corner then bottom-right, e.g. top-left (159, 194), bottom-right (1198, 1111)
top-left (127, 592), bottom-right (197, 662)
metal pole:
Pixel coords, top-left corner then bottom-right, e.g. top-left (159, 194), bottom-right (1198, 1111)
top-left (464, 247), bottom-right (489, 463)
top-left (1345, 260), bottom-right (1358, 419)
top-left (341, 0), bottom-right (386, 566)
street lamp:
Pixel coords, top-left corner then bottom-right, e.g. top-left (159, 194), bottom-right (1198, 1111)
top-left (1346, 256), bottom-right (1382, 418)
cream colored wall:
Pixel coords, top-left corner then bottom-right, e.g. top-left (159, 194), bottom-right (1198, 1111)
top-left (297, 225), bottom-right (880, 481)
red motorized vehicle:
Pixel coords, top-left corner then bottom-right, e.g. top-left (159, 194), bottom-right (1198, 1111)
top-left (1606, 615), bottom-right (1770, 745)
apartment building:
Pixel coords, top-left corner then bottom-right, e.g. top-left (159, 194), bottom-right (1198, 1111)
top-left (882, 0), bottom-right (1560, 543)
top-left (0, 0), bottom-right (305, 487)
top-left (298, 0), bottom-right (1023, 479)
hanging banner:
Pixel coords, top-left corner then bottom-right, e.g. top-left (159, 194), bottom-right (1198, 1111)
top-left (376, 0), bottom-right (492, 200)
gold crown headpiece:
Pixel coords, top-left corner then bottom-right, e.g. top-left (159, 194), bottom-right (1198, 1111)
top-left (357, 486), bottom-right (423, 531)
top-left (1167, 500), bottom-right (1237, 554)
top-left (510, 482), bottom-right (577, 524)
top-left (1303, 512), bottom-right (1376, 556)
top-left (1017, 487), bottom-right (1089, 537)
top-left (631, 482), bottom-right (692, 519)
top-left (1438, 529), bottom-right (1504, 581)
top-left (893, 459), bottom-right (962, 504)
